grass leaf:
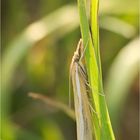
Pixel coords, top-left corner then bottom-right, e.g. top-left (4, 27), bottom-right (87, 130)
top-left (77, 0), bottom-right (115, 139)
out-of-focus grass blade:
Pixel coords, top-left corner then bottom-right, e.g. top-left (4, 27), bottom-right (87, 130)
top-left (99, 0), bottom-right (139, 15)
top-left (1, 5), bottom-right (78, 95)
top-left (1, 5), bottom-right (78, 140)
top-left (29, 92), bottom-right (75, 120)
top-left (100, 16), bottom-right (136, 38)
top-left (1, 4), bottom-right (78, 112)
top-left (105, 38), bottom-right (140, 129)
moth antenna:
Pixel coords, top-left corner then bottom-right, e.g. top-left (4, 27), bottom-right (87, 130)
top-left (69, 68), bottom-right (72, 108)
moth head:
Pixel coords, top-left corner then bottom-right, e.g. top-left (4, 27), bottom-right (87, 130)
top-left (74, 39), bottom-right (84, 62)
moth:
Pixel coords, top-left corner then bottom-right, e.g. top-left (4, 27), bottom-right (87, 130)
top-left (70, 39), bottom-right (93, 140)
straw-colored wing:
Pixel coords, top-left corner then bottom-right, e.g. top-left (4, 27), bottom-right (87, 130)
top-left (70, 39), bottom-right (93, 140)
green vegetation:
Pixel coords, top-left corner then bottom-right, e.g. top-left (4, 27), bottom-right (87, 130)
top-left (1, 0), bottom-right (139, 140)
top-left (77, 0), bottom-right (115, 139)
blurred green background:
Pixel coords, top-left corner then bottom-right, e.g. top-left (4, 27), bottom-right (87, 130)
top-left (1, 0), bottom-right (139, 140)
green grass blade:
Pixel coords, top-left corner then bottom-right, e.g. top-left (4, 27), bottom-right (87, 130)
top-left (91, 0), bottom-right (115, 140)
top-left (77, 0), bottom-right (101, 139)
top-left (77, 0), bottom-right (115, 139)
top-left (77, 0), bottom-right (102, 139)
top-left (100, 16), bottom-right (136, 38)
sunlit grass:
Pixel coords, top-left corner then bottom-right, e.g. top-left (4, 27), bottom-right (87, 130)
top-left (1, 0), bottom-right (138, 139)
top-left (77, 0), bottom-right (115, 139)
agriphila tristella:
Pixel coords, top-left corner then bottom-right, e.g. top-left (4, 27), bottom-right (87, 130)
top-left (70, 39), bottom-right (93, 140)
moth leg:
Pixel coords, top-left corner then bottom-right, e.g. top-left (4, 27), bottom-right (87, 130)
top-left (78, 63), bottom-right (105, 97)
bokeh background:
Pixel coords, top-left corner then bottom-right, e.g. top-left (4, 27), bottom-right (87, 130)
top-left (1, 0), bottom-right (139, 140)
